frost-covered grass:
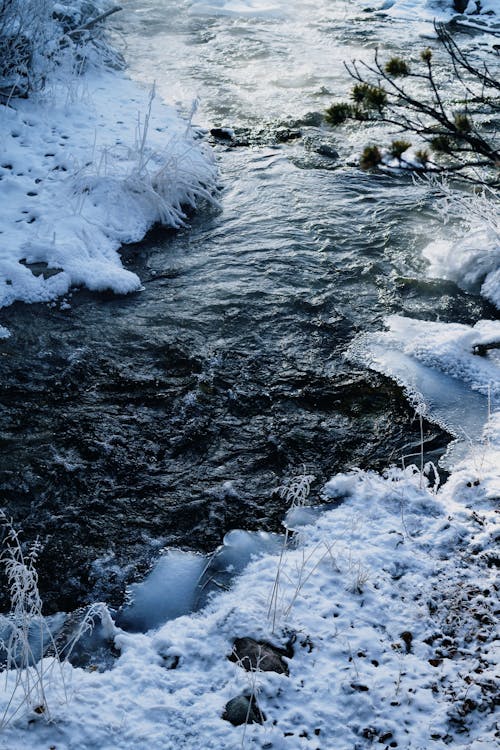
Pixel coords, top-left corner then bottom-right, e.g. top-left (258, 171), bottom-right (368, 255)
top-left (0, 1), bottom-right (217, 330)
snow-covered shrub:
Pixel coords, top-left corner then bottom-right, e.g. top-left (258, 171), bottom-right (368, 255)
top-left (0, 0), bottom-right (122, 100)
top-left (0, 0), bottom-right (55, 97)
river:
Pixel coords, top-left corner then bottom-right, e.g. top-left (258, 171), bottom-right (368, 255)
top-left (0, 0), bottom-right (494, 612)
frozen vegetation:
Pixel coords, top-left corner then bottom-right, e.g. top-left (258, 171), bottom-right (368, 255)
top-left (0, 0), bottom-right (498, 748)
top-left (424, 186), bottom-right (500, 309)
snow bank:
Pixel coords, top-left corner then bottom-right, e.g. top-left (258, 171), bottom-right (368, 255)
top-left (0, 448), bottom-right (497, 748)
top-left (0, 7), bottom-right (217, 324)
top-left (371, 0), bottom-right (499, 37)
top-left (423, 189), bottom-right (500, 309)
top-left (379, 0), bottom-right (460, 21)
top-left (380, 0), bottom-right (498, 22)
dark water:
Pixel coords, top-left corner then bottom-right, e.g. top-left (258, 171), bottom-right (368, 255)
top-left (0, 3), bottom-right (495, 612)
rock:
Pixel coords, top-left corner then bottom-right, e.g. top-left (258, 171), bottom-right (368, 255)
top-left (229, 636), bottom-right (292, 675)
top-left (315, 143), bottom-right (339, 159)
top-left (302, 134), bottom-right (339, 160)
top-left (472, 341), bottom-right (500, 356)
top-left (222, 694), bottom-right (265, 726)
top-left (209, 127), bottom-right (234, 141)
top-left (400, 630), bottom-right (413, 653)
top-left (161, 654), bottom-right (180, 669)
top-left (19, 259), bottom-right (64, 280)
top-left (288, 112), bottom-right (324, 128)
top-left (209, 126), bottom-right (252, 147)
top-left (274, 128), bottom-right (302, 143)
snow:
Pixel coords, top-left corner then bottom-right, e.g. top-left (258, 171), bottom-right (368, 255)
top-left (380, 0), bottom-right (461, 21)
top-left (424, 198), bottom-right (500, 309)
top-left (380, 0), bottom-right (500, 23)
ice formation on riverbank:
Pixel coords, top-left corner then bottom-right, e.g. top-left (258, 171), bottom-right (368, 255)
top-left (348, 315), bottom-right (500, 468)
top-left (424, 188), bottom-right (500, 309)
top-left (0, 2), bottom-right (217, 325)
top-left (381, 0), bottom-right (499, 23)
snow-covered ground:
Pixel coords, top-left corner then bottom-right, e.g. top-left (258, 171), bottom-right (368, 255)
top-left (0, 415), bottom-right (497, 749)
top-left (0, 3), bottom-right (217, 335)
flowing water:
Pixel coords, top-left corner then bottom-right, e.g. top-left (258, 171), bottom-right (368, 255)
top-left (0, 0), bottom-right (494, 612)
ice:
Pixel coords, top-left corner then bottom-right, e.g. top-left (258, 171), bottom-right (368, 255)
top-left (349, 315), bottom-right (500, 466)
top-left (197, 529), bottom-right (282, 606)
top-left (116, 550), bottom-right (206, 632)
top-left (117, 530), bottom-right (281, 633)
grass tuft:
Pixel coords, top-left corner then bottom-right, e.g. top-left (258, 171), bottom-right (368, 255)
top-left (389, 139), bottom-right (412, 159)
top-left (454, 113), bottom-right (472, 134)
top-left (431, 135), bottom-right (452, 153)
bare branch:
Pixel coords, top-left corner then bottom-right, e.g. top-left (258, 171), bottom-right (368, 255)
top-left (61, 6), bottom-right (123, 41)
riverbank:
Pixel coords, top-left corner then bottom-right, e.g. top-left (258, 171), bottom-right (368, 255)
top-left (0, 7), bottom-right (217, 336)
top-left (0, 418), bottom-right (497, 749)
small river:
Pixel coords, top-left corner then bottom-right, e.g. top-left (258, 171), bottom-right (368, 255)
top-left (0, 0), bottom-right (494, 612)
